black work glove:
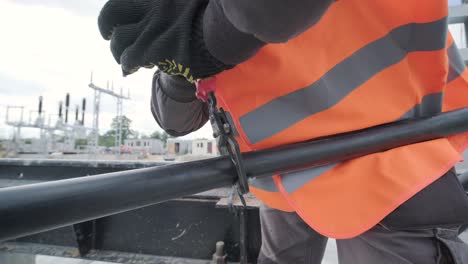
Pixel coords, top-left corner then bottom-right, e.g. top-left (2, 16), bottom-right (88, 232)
top-left (98, 0), bottom-right (233, 82)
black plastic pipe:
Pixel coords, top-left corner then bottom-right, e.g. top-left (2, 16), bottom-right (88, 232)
top-left (0, 108), bottom-right (467, 241)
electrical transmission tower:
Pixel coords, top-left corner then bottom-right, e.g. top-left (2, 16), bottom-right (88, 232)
top-left (5, 106), bottom-right (25, 154)
top-left (88, 73), bottom-right (130, 154)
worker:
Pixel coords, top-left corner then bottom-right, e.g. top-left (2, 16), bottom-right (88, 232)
top-left (98, 0), bottom-right (468, 263)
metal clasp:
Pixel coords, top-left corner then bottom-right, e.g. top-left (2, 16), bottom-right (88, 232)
top-left (196, 79), bottom-right (249, 209)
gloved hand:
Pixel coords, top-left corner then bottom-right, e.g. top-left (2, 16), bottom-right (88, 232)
top-left (98, 0), bottom-right (233, 81)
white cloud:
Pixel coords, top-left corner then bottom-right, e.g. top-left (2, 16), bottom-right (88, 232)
top-left (9, 0), bottom-right (107, 17)
top-left (0, 0), bottom-right (213, 140)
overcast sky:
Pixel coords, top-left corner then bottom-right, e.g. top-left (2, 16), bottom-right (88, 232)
top-left (0, 0), bottom-right (214, 140)
top-left (0, 0), bottom-right (465, 141)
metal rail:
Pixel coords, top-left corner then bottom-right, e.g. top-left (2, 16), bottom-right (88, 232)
top-left (0, 108), bottom-right (467, 241)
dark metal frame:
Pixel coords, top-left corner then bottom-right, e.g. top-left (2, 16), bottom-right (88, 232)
top-left (1, 162), bottom-right (467, 263)
top-left (0, 159), bottom-right (261, 263)
top-left (1, 109), bottom-right (468, 244)
top-left (0, 108), bottom-right (468, 263)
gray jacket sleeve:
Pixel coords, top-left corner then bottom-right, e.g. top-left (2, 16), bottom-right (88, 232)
top-left (152, 0), bottom-right (333, 135)
top-left (204, 0), bottom-right (334, 65)
top-left (151, 71), bottom-right (209, 137)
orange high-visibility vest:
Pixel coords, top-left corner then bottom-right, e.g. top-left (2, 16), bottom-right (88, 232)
top-left (213, 1), bottom-right (468, 239)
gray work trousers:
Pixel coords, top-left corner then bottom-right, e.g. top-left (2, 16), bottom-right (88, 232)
top-left (257, 170), bottom-right (468, 264)
top-left (258, 205), bottom-right (468, 264)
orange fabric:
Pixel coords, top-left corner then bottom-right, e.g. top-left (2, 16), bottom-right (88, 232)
top-left (445, 69), bottom-right (468, 111)
top-left (278, 139), bottom-right (461, 238)
top-left (216, 0), bottom-right (447, 121)
top-left (250, 186), bottom-right (294, 212)
top-left (250, 50), bottom-right (448, 149)
top-left (212, 0), bottom-right (468, 238)
top-left (444, 65), bottom-right (468, 152)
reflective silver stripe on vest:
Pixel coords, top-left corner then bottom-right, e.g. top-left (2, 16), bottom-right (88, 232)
top-left (249, 163), bottom-right (338, 193)
top-left (249, 176), bottom-right (278, 192)
top-left (281, 163), bottom-right (339, 193)
top-left (397, 43), bottom-right (465, 120)
top-left (257, 92), bottom-right (443, 194)
top-left (400, 92), bottom-right (443, 120)
top-left (447, 42), bottom-right (466, 83)
top-left (278, 91), bottom-right (443, 194)
top-left (239, 18), bottom-right (448, 144)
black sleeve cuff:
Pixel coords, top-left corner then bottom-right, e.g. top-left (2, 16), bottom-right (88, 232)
top-left (151, 71), bottom-right (210, 136)
top-left (156, 71), bottom-right (198, 103)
